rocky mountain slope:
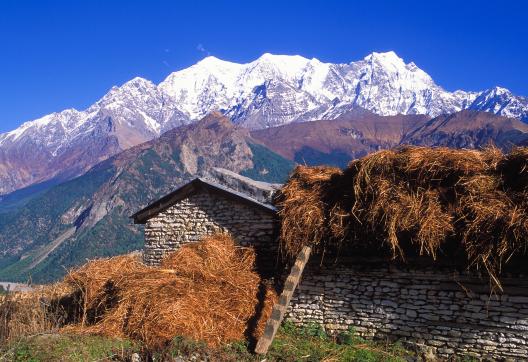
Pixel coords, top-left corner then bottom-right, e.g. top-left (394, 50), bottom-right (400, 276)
top-left (402, 110), bottom-right (528, 148)
top-left (1, 51), bottom-right (527, 195)
top-left (251, 110), bottom-right (528, 167)
top-left (1, 110), bottom-right (528, 282)
top-left (0, 113), bottom-right (294, 282)
top-left (251, 110), bottom-right (429, 167)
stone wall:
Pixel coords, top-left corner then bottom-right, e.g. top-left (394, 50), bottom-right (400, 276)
top-left (143, 191), bottom-right (277, 274)
top-left (141, 189), bottom-right (528, 359)
top-left (287, 261), bottom-right (528, 360)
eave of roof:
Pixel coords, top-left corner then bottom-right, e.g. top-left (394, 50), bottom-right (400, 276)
top-left (130, 178), bottom-right (277, 224)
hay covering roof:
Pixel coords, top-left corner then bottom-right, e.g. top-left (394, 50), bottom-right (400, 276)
top-left (275, 146), bottom-right (528, 290)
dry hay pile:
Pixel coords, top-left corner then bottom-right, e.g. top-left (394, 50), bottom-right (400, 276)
top-left (276, 146), bottom-right (528, 289)
top-left (274, 165), bottom-right (343, 257)
top-left (0, 234), bottom-right (277, 349)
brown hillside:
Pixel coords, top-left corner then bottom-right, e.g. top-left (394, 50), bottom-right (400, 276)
top-left (252, 110), bottom-right (528, 167)
top-left (403, 110), bottom-right (528, 148)
top-left (251, 111), bottom-right (429, 164)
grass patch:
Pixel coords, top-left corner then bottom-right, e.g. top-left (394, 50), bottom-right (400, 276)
top-left (3, 323), bottom-right (412, 361)
top-left (266, 322), bottom-right (409, 362)
top-left (159, 321), bottom-right (411, 361)
top-left (2, 334), bottom-right (139, 362)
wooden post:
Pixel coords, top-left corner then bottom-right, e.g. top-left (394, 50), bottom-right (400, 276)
top-left (254, 245), bottom-right (312, 354)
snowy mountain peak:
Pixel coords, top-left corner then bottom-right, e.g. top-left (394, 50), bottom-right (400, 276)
top-left (361, 51), bottom-right (433, 83)
top-left (488, 86), bottom-right (512, 96)
top-left (364, 50), bottom-right (404, 64)
top-left (197, 55), bottom-right (222, 63)
top-left (125, 76), bottom-right (154, 86)
top-left (103, 77), bottom-right (156, 97)
top-left (254, 52), bottom-right (311, 66)
top-left (468, 86), bottom-right (528, 120)
top-left (195, 55), bottom-right (240, 69)
top-left (245, 53), bottom-right (313, 83)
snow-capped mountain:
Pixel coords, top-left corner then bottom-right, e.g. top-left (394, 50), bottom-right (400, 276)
top-left (468, 86), bottom-right (528, 120)
top-left (1, 51), bottom-right (527, 195)
top-left (156, 51), bottom-right (520, 128)
top-left (0, 78), bottom-right (189, 195)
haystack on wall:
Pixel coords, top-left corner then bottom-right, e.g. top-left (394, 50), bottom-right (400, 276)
top-left (287, 261), bottom-right (528, 360)
top-left (143, 191), bottom-right (276, 267)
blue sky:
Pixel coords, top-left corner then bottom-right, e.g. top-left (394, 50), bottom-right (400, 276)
top-left (0, 0), bottom-right (527, 133)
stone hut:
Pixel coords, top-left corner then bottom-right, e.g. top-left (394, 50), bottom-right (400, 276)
top-left (131, 176), bottom-right (279, 275)
top-left (132, 177), bottom-right (528, 360)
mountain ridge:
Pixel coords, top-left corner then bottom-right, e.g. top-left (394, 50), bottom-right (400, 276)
top-left (1, 51), bottom-right (527, 195)
top-left (1, 110), bottom-right (528, 282)
top-left (251, 109), bottom-right (528, 168)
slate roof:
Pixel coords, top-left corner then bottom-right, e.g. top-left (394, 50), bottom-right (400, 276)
top-left (131, 177), bottom-right (277, 224)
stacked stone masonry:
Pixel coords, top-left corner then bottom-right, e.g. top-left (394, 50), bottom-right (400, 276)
top-left (143, 191), bottom-right (276, 267)
top-left (287, 263), bottom-right (528, 360)
top-left (142, 190), bottom-right (528, 359)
